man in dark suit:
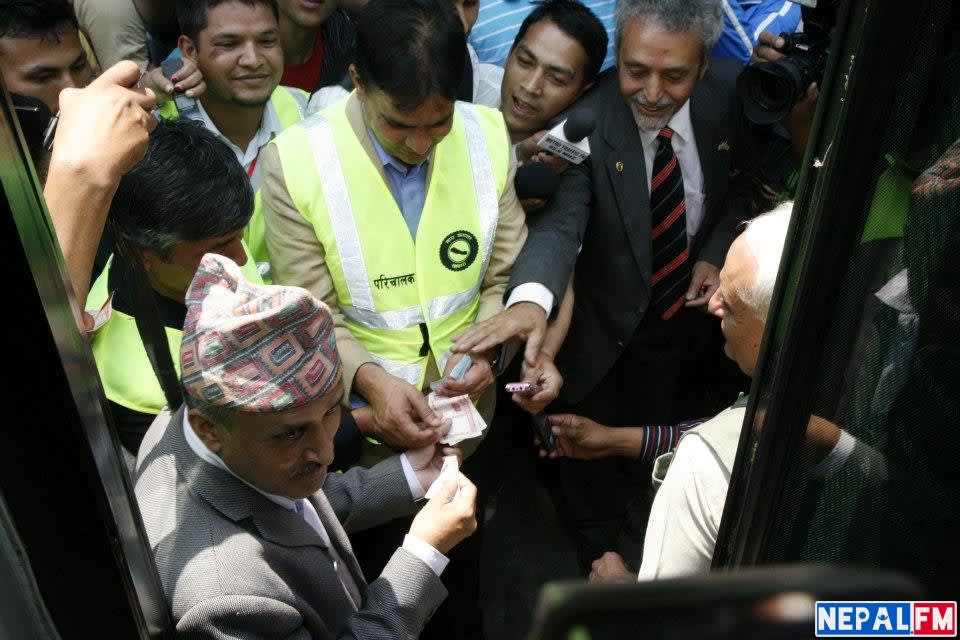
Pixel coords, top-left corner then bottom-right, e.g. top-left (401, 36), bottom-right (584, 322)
top-left (454, 0), bottom-right (791, 569)
top-left (135, 253), bottom-right (478, 639)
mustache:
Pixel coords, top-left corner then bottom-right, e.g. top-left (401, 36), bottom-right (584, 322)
top-left (632, 94), bottom-right (674, 109)
top-left (291, 461), bottom-right (324, 478)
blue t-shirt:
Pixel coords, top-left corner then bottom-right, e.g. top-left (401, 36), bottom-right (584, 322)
top-left (469, 0), bottom-right (616, 71)
top-left (711, 0), bottom-right (802, 64)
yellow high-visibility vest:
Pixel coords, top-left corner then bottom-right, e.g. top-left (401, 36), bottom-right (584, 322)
top-left (271, 97), bottom-right (509, 388)
top-left (86, 251), bottom-right (263, 415)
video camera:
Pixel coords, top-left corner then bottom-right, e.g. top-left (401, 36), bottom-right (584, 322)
top-left (737, 0), bottom-right (840, 125)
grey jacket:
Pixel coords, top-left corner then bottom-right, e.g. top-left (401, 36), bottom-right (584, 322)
top-left (134, 407), bottom-right (446, 639)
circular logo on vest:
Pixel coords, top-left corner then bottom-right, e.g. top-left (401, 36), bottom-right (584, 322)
top-left (439, 230), bottom-right (479, 271)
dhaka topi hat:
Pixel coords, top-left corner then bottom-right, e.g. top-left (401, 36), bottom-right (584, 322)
top-left (180, 253), bottom-right (341, 412)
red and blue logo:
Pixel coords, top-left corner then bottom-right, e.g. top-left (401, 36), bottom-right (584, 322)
top-left (816, 602), bottom-right (956, 637)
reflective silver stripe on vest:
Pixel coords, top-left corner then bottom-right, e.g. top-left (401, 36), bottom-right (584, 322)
top-left (427, 285), bottom-right (480, 321)
top-left (305, 117), bottom-right (376, 311)
top-left (340, 302), bottom-right (424, 330)
top-left (370, 354), bottom-right (423, 388)
top-left (457, 102), bottom-right (499, 279)
top-left (282, 86), bottom-right (308, 119)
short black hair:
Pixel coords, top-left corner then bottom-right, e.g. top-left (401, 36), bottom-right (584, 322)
top-left (0, 0), bottom-right (77, 42)
top-left (110, 119), bottom-right (254, 260)
top-left (512, 0), bottom-right (608, 84)
top-left (176, 0), bottom-right (279, 43)
top-left (354, 0), bottom-right (466, 111)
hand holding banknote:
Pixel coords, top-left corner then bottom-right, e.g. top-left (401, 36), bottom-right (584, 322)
top-left (427, 393), bottom-right (488, 446)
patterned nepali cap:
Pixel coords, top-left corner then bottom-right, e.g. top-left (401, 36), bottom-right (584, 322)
top-left (180, 254), bottom-right (341, 412)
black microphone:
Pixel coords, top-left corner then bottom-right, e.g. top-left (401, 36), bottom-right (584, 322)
top-left (537, 107), bottom-right (596, 164)
top-left (562, 107), bottom-right (596, 143)
top-left (514, 161), bottom-right (561, 200)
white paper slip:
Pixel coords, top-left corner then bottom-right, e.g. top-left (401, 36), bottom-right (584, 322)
top-left (425, 454), bottom-right (460, 501)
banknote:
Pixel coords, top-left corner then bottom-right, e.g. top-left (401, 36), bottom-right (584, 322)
top-left (428, 392), bottom-right (487, 445)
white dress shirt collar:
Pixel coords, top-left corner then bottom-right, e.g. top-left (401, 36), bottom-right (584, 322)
top-left (195, 98), bottom-right (284, 171)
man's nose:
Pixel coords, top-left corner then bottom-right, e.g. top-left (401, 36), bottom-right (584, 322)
top-left (224, 239), bottom-right (248, 266)
top-left (643, 77), bottom-right (663, 104)
top-left (302, 428), bottom-right (334, 466)
top-left (405, 131), bottom-right (432, 156)
top-left (521, 69), bottom-right (544, 96)
top-left (238, 41), bottom-right (260, 66)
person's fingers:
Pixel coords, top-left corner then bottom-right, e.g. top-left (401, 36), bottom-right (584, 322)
top-left (177, 68), bottom-right (204, 91)
top-left (757, 31), bottom-right (784, 48)
top-left (684, 269), bottom-right (707, 301)
top-left (407, 389), bottom-right (445, 428)
top-left (547, 413), bottom-right (577, 429)
top-left (186, 80), bottom-right (206, 98)
top-left (451, 323), bottom-right (487, 350)
top-left (440, 446), bottom-right (462, 462)
top-left (455, 473), bottom-right (478, 505)
top-left (92, 60), bottom-right (142, 89)
top-left (429, 471), bottom-right (460, 502)
top-left (137, 86), bottom-right (158, 111)
top-left (541, 154), bottom-right (569, 173)
top-left (442, 361), bottom-right (492, 396)
top-left (402, 422), bottom-right (442, 449)
top-left (685, 284), bottom-right (717, 307)
top-left (141, 109), bottom-right (158, 133)
top-left (523, 324), bottom-right (545, 367)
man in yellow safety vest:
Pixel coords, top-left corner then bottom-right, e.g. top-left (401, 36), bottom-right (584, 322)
top-left (260, 0), bottom-right (527, 460)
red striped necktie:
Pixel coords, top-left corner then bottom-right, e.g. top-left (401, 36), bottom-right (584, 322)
top-left (648, 127), bottom-right (691, 320)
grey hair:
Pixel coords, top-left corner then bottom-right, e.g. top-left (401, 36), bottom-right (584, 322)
top-left (615, 0), bottom-right (723, 57)
top-left (738, 201), bottom-right (793, 322)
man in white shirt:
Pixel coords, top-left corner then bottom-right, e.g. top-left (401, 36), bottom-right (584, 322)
top-left (583, 203), bottom-right (875, 582)
top-left (170, 0), bottom-right (309, 277)
top-left (135, 252), bottom-right (477, 639)
top-left (453, 0), bottom-right (792, 570)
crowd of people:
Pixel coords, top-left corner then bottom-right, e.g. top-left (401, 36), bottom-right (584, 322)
top-left (3, 0), bottom-right (819, 637)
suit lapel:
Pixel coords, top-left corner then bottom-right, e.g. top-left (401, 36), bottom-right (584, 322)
top-left (690, 77), bottom-right (732, 251)
top-left (310, 493), bottom-right (366, 608)
top-left (602, 96), bottom-right (652, 283)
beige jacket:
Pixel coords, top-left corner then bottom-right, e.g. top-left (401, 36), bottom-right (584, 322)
top-left (260, 93), bottom-right (526, 404)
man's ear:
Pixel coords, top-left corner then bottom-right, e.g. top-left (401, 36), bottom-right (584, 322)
top-left (179, 35), bottom-right (199, 63)
top-left (140, 247), bottom-right (159, 272)
top-left (189, 409), bottom-right (225, 454)
top-left (348, 64), bottom-right (365, 101)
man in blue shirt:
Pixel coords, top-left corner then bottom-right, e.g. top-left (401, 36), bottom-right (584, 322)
top-left (470, 0), bottom-right (617, 70)
top-left (711, 0), bottom-right (801, 63)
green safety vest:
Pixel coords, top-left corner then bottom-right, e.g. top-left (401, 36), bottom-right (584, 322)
top-left (159, 86), bottom-right (308, 281)
top-left (86, 251), bottom-right (263, 415)
top-left (272, 98), bottom-right (509, 389)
